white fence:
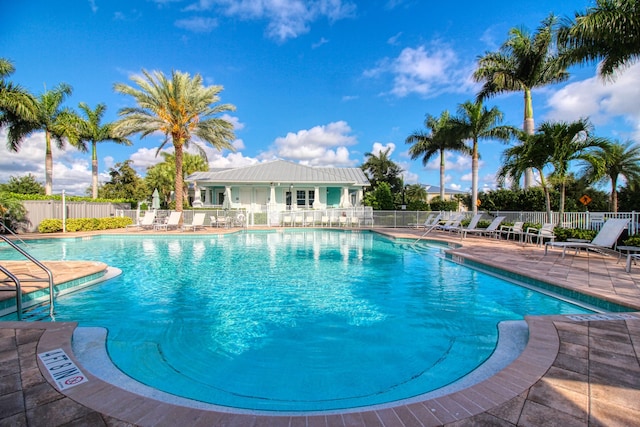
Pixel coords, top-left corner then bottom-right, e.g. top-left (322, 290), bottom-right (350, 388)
top-left (12, 201), bottom-right (640, 236)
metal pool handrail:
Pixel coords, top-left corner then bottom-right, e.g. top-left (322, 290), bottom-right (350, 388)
top-left (0, 235), bottom-right (55, 319)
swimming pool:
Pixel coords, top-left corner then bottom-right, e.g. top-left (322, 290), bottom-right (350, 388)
top-left (1, 230), bottom-right (593, 411)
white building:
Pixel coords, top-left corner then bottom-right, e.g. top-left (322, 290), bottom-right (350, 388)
top-left (186, 160), bottom-right (370, 212)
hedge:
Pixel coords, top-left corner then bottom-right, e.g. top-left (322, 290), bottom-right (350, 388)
top-left (38, 216), bottom-right (134, 233)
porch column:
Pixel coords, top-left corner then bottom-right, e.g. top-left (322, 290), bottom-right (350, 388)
top-left (341, 187), bottom-right (351, 208)
top-left (313, 186), bottom-right (320, 209)
top-left (269, 184), bottom-right (277, 209)
top-left (356, 189), bottom-right (363, 206)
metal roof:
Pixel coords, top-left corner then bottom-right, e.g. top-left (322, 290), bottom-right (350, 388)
top-left (186, 160), bottom-right (370, 186)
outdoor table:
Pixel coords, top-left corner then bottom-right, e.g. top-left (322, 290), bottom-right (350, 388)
top-left (618, 245), bottom-right (640, 272)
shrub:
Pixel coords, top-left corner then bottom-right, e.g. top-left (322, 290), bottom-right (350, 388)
top-left (553, 227), bottom-right (597, 242)
top-left (38, 216), bottom-right (133, 233)
top-left (623, 236), bottom-right (640, 246)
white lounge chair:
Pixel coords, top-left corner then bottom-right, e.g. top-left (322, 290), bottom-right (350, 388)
top-left (435, 214), bottom-right (464, 232)
top-left (282, 215), bottom-right (292, 226)
top-left (321, 215), bottom-right (330, 227)
top-left (154, 211), bottom-right (182, 231)
top-left (461, 216), bottom-right (505, 239)
top-left (524, 223), bottom-right (555, 246)
top-left (544, 218), bottom-right (629, 258)
top-left (305, 215), bottom-right (315, 226)
top-left (182, 213), bottom-right (206, 231)
top-left (126, 211), bottom-right (156, 230)
top-left (452, 214), bottom-right (483, 236)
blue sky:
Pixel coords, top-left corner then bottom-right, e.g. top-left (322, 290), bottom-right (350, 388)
top-left (2, 0), bottom-right (639, 196)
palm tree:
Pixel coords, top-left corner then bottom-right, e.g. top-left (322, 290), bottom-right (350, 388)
top-left (361, 147), bottom-right (403, 194)
top-left (114, 69), bottom-right (236, 212)
top-left (449, 101), bottom-right (516, 214)
top-left (76, 103), bottom-right (131, 199)
top-left (6, 83), bottom-right (82, 195)
top-left (474, 15), bottom-right (569, 187)
top-left (559, 0), bottom-right (640, 79)
top-left (539, 119), bottom-right (608, 220)
top-left (145, 151), bottom-right (209, 207)
top-left (582, 140), bottom-right (640, 212)
top-left (497, 132), bottom-right (554, 221)
top-left (0, 58), bottom-right (37, 126)
top-left (405, 111), bottom-right (471, 200)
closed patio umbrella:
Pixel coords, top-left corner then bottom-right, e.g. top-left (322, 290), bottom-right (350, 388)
top-left (152, 188), bottom-right (161, 210)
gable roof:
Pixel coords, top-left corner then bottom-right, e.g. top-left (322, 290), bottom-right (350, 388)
top-left (424, 185), bottom-right (468, 195)
top-left (187, 160), bottom-right (369, 186)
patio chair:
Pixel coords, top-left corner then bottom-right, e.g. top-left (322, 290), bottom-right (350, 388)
top-left (234, 213), bottom-right (245, 227)
top-left (182, 213), bottom-right (206, 231)
top-left (349, 216), bottom-right (360, 227)
top-left (154, 211), bottom-right (182, 231)
top-left (461, 216), bottom-right (505, 239)
top-left (321, 215), bottom-right (330, 227)
top-left (524, 223), bottom-right (556, 246)
top-left (126, 211), bottom-right (156, 230)
top-left (500, 221), bottom-right (524, 242)
top-left (294, 215), bottom-right (304, 227)
top-left (338, 216), bottom-right (348, 227)
top-left (544, 218), bottom-right (629, 258)
top-left (282, 215), bottom-right (292, 226)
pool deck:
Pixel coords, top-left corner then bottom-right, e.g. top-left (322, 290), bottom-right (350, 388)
top-left (1, 227), bottom-right (640, 426)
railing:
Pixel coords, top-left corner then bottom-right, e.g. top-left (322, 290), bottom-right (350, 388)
top-left (0, 235), bottom-right (55, 319)
top-left (113, 209), bottom-right (639, 235)
top-left (0, 265), bottom-right (22, 320)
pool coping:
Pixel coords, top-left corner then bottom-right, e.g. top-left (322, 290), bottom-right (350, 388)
top-left (5, 314), bottom-right (557, 425)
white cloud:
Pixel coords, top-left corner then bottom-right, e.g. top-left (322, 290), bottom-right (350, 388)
top-left (364, 42), bottom-right (477, 98)
top-left (545, 62), bottom-right (640, 140)
top-left (88, 0), bottom-right (98, 13)
top-left (175, 16), bottom-right (218, 32)
top-left (0, 130), bottom-right (95, 195)
top-left (369, 141), bottom-right (396, 156)
top-left (261, 121), bottom-right (358, 166)
top-left (424, 152), bottom-right (471, 172)
top-left (312, 37), bottom-right (329, 49)
top-left (387, 32), bottom-right (402, 45)
top-left (221, 114), bottom-right (245, 130)
top-left (186, 0), bottom-right (356, 41)
top-left (129, 147), bottom-right (168, 173)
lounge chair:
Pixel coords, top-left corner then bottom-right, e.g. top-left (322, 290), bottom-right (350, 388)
top-left (281, 215), bottom-right (292, 226)
top-left (338, 216), bottom-right (348, 227)
top-left (182, 213), bottom-right (206, 231)
top-left (451, 214), bottom-right (483, 236)
top-left (305, 215), bottom-right (315, 226)
top-left (461, 216), bottom-right (505, 239)
top-left (349, 216), bottom-right (360, 227)
top-left (321, 215), bottom-right (330, 227)
top-left (524, 223), bottom-right (555, 246)
top-left (500, 221), bottom-right (524, 242)
top-left (413, 213), bottom-right (442, 229)
top-left (154, 211), bottom-right (182, 231)
top-left (544, 218), bottom-right (629, 258)
top-left (294, 215), bottom-right (304, 227)
top-left (126, 211), bottom-right (156, 230)
top-left (435, 214), bottom-right (464, 233)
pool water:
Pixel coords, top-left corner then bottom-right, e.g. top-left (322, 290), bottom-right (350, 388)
top-left (1, 231), bottom-right (592, 411)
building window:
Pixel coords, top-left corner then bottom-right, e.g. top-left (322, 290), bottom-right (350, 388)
top-left (308, 190), bottom-right (315, 207)
top-left (296, 190), bottom-right (306, 207)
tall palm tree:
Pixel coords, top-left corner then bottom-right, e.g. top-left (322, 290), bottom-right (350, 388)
top-left (7, 83), bottom-right (82, 195)
top-left (145, 151), bottom-right (209, 207)
top-left (76, 103), bottom-right (131, 199)
top-left (406, 111), bottom-right (471, 200)
top-left (582, 140), bottom-right (640, 212)
top-left (539, 119), bottom-right (608, 220)
top-left (449, 101), bottom-right (516, 214)
top-left (559, 0), bottom-right (640, 79)
top-left (361, 147), bottom-right (403, 194)
top-left (114, 69), bottom-right (236, 212)
top-left (474, 15), bottom-right (569, 187)
top-left (497, 132), bottom-right (554, 221)
top-left (0, 58), bottom-right (37, 126)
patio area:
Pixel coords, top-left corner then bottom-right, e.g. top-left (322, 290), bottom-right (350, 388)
top-left (1, 227), bottom-right (639, 426)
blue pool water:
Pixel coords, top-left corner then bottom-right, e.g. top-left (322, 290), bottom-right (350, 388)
top-left (1, 230), bottom-right (592, 411)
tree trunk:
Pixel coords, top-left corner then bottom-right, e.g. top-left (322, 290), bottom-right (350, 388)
top-left (523, 89), bottom-right (535, 189)
top-left (611, 177), bottom-right (618, 213)
top-left (439, 149), bottom-right (445, 200)
top-left (471, 140), bottom-right (479, 215)
top-left (45, 131), bottom-right (53, 195)
top-left (92, 141), bottom-right (98, 199)
top-left (174, 144), bottom-right (184, 214)
top-left (539, 170), bottom-right (552, 223)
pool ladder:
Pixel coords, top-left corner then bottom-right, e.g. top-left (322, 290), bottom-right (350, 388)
top-left (0, 234), bottom-right (55, 321)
